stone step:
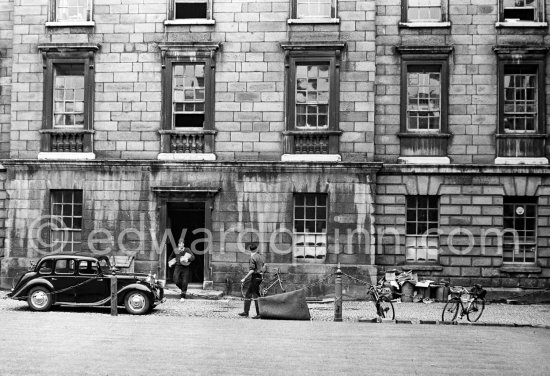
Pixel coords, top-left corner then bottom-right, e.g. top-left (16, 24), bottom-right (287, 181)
top-left (164, 284), bottom-right (225, 300)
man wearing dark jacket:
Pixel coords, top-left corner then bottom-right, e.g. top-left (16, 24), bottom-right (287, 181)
top-left (239, 243), bottom-right (264, 318)
top-left (173, 240), bottom-right (195, 301)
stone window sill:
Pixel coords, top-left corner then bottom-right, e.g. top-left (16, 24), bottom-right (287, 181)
top-left (495, 21), bottom-right (548, 28)
top-left (157, 153), bottom-right (216, 161)
top-left (281, 154), bottom-right (341, 162)
top-left (45, 21), bottom-right (95, 28)
top-left (288, 18), bottom-right (340, 25)
top-left (398, 157), bottom-right (451, 165)
top-left (499, 265), bottom-right (541, 273)
top-left (399, 264), bottom-right (443, 272)
top-left (38, 152), bottom-right (96, 160)
top-left (164, 19), bottom-right (216, 26)
top-left (494, 157), bottom-right (549, 165)
top-left (293, 258), bottom-right (326, 264)
top-left (399, 21), bottom-right (451, 28)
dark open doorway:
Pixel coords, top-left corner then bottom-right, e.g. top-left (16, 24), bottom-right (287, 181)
top-left (166, 202), bottom-right (205, 284)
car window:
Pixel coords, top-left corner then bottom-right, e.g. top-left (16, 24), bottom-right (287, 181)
top-left (78, 260), bottom-right (99, 276)
top-left (55, 259), bottom-right (75, 275)
top-left (38, 260), bottom-right (54, 275)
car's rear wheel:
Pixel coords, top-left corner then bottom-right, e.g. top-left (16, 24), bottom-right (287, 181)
top-left (124, 290), bottom-right (151, 315)
top-left (27, 286), bottom-right (53, 312)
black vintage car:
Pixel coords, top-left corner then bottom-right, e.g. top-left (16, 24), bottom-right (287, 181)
top-left (7, 253), bottom-right (165, 315)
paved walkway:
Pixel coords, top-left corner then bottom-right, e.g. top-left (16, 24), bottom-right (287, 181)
top-left (0, 310), bottom-right (549, 376)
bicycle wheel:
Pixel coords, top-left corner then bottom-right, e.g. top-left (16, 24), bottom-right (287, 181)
top-left (376, 296), bottom-right (395, 320)
top-left (442, 300), bottom-right (460, 322)
top-left (240, 278), bottom-right (251, 298)
top-left (467, 298), bottom-right (485, 322)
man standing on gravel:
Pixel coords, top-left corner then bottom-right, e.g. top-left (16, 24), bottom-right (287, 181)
top-left (239, 243), bottom-right (264, 319)
top-left (173, 240), bottom-right (195, 302)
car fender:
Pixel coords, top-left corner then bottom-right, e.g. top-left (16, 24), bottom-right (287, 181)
top-left (11, 279), bottom-right (55, 300)
top-left (117, 283), bottom-right (153, 304)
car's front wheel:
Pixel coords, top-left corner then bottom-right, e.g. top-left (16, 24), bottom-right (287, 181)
top-left (124, 290), bottom-right (151, 315)
top-left (27, 286), bottom-right (53, 312)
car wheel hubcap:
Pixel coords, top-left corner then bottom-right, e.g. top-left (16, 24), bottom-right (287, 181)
top-left (129, 294), bottom-right (145, 311)
top-left (31, 291), bottom-right (48, 308)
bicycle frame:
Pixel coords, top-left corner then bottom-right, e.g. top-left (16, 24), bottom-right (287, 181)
top-left (260, 268), bottom-right (286, 296)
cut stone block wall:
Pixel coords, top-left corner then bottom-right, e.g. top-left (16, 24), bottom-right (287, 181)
top-left (0, 161), bottom-right (378, 292)
top-left (8, 0), bottom-right (376, 161)
top-left (376, 168), bottom-right (550, 288)
top-left (375, 0), bottom-right (550, 163)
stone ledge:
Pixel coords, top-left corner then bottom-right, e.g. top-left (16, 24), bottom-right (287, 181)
top-left (398, 156), bottom-right (451, 165)
top-left (398, 21), bottom-right (451, 28)
top-left (157, 153), bottom-right (216, 161)
top-left (38, 152), bottom-right (96, 160)
top-left (288, 18), bottom-right (340, 25)
top-left (398, 264), bottom-right (444, 272)
top-left (45, 21), bottom-right (95, 28)
top-left (281, 154), bottom-right (342, 162)
top-left (495, 21), bottom-right (548, 28)
top-left (164, 19), bottom-right (216, 26)
top-left (494, 157), bottom-right (549, 165)
top-left (499, 265), bottom-right (542, 273)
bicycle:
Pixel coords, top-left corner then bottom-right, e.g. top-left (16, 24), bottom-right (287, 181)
top-left (368, 284), bottom-right (395, 320)
top-left (241, 268), bottom-right (286, 298)
top-left (441, 284), bottom-right (486, 323)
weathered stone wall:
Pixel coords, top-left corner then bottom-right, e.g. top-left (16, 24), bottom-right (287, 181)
top-left (376, 167), bottom-right (550, 288)
top-left (1, 162), bottom-right (378, 292)
top-left (9, 0), bottom-right (375, 161)
top-left (0, 0), bottom-right (12, 158)
top-left (375, 0), bottom-right (550, 163)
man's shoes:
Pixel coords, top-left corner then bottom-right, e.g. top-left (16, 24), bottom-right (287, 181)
top-left (251, 315), bottom-right (261, 319)
top-left (180, 298), bottom-right (185, 302)
top-left (238, 312), bottom-right (248, 317)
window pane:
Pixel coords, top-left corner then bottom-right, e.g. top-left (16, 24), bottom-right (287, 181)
top-left (408, 0), bottom-right (442, 22)
top-left (51, 190), bottom-right (83, 253)
top-left (295, 64), bottom-right (330, 129)
top-left (405, 196), bottom-right (440, 261)
top-left (407, 66), bottom-right (441, 131)
top-left (503, 67), bottom-right (537, 133)
top-left (57, 0), bottom-right (89, 21)
top-left (503, 197), bottom-right (538, 263)
top-left (503, 0), bottom-right (537, 21)
top-left (173, 63), bottom-right (206, 128)
top-left (54, 64), bottom-right (85, 128)
top-left (175, 1), bottom-right (208, 19)
top-left (293, 193), bottom-right (327, 259)
top-left (296, 0), bottom-right (333, 19)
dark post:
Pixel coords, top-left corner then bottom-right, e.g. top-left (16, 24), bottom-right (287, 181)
top-left (334, 263), bottom-right (342, 322)
top-left (110, 274), bottom-right (118, 316)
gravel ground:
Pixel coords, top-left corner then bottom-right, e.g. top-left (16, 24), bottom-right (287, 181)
top-left (2, 290), bottom-right (549, 326)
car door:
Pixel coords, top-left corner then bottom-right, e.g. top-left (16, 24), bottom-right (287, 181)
top-left (75, 260), bottom-right (109, 304)
top-left (48, 259), bottom-right (78, 303)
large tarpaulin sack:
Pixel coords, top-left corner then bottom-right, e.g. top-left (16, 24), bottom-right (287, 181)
top-left (258, 289), bottom-right (311, 320)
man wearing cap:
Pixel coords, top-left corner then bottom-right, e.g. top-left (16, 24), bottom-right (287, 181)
top-left (238, 243), bottom-right (264, 318)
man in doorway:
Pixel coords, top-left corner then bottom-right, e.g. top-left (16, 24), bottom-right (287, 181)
top-left (173, 240), bottom-right (195, 301)
top-left (239, 243), bottom-right (264, 319)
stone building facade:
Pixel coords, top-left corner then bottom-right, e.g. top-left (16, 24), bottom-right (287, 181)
top-left (0, 0), bottom-right (549, 294)
top-left (0, 0), bottom-right (379, 293)
top-left (375, 0), bottom-right (550, 289)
